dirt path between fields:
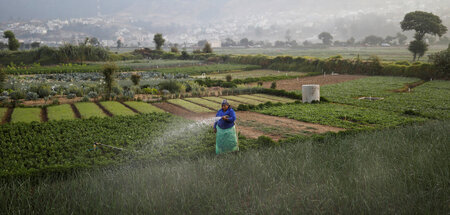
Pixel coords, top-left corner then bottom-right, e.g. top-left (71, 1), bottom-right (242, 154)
top-left (155, 103), bottom-right (344, 141)
top-left (247, 74), bottom-right (367, 91)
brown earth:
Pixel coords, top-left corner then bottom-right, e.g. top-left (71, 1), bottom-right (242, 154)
top-left (155, 103), bottom-right (344, 141)
top-left (247, 74), bottom-right (367, 91)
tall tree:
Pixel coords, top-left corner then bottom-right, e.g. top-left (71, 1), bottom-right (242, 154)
top-left (101, 64), bottom-right (118, 100)
top-left (116, 39), bottom-right (122, 49)
top-left (203, 42), bottom-right (213, 53)
top-left (31, 42), bottom-right (40, 49)
top-left (153, 33), bottom-right (165, 51)
top-left (3, 31), bottom-right (20, 51)
top-left (401, 11), bottom-right (448, 61)
top-left (89, 37), bottom-right (100, 47)
top-left (318, 32), bottom-right (333, 45)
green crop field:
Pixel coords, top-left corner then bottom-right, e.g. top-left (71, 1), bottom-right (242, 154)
top-left (202, 96), bottom-right (244, 107)
top-left (213, 45), bottom-right (448, 62)
top-left (10, 108), bottom-right (41, 123)
top-left (75, 102), bottom-right (107, 119)
top-left (167, 99), bottom-right (214, 112)
top-left (184, 98), bottom-right (222, 110)
top-left (238, 94), bottom-right (286, 103)
top-left (0, 108), bottom-right (7, 121)
top-left (257, 103), bottom-right (425, 129)
top-left (154, 64), bottom-right (261, 75)
top-left (124, 101), bottom-right (165, 114)
top-left (100, 101), bottom-right (137, 116)
top-left (253, 94), bottom-right (297, 103)
top-left (222, 95), bottom-right (264, 105)
top-left (47, 104), bottom-right (76, 121)
top-left (320, 77), bottom-right (450, 119)
top-left (197, 69), bottom-right (305, 80)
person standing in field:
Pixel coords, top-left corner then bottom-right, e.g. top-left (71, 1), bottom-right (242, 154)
top-left (213, 100), bottom-right (239, 154)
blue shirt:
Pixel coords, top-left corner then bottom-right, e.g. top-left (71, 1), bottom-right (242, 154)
top-left (214, 108), bottom-right (236, 129)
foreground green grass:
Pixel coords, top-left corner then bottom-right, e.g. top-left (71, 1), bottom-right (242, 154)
top-left (1, 120), bottom-right (448, 214)
top-left (74, 102), bottom-right (106, 119)
top-left (10, 107), bottom-right (41, 123)
top-left (100, 101), bottom-right (136, 116)
top-left (47, 104), bottom-right (76, 121)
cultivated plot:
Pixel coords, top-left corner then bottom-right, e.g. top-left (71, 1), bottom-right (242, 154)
top-left (184, 98), bottom-right (222, 110)
top-left (100, 101), bottom-right (137, 116)
top-left (10, 108), bottom-right (41, 123)
top-left (124, 101), bottom-right (165, 114)
top-left (47, 104), bottom-right (76, 121)
top-left (222, 95), bottom-right (264, 105)
top-left (75, 102), bottom-right (107, 119)
top-left (167, 99), bottom-right (214, 113)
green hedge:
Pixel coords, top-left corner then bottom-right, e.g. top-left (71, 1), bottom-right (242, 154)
top-left (224, 55), bottom-right (447, 80)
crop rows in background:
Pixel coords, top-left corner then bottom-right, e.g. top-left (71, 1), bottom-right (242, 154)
top-left (257, 103), bottom-right (426, 129)
top-left (319, 77), bottom-right (450, 119)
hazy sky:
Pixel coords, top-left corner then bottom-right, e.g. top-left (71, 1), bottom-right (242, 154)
top-left (0, 0), bottom-right (449, 41)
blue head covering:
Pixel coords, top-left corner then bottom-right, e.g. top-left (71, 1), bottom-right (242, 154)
top-left (222, 99), bottom-right (230, 106)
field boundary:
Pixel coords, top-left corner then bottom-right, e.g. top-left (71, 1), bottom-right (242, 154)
top-left (119, 101), bottom-right (141, 114)
top-left (95, 102), bottom-right (113, 117)
top-left (41, 107), bottom-right (48, 122)
top-left (1, 108), bottom-right (13, 124)
top-left (70, 104), bottom-right (82, 119)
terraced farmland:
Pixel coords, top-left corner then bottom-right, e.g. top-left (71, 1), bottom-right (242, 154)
top-left (100, 101), bottom-right (137, 116)
top-left (222, 95), bottom-right (264, 105)
top-left (124, 101), bottom-right (165, 114)
top-left (167, 99), bottom-right (214, 113)
top-left (184, 98), bottom-right (222, 110)
top-left (75, 102), bottom-right (107, 119)
top-left (10, 108), bottom-right (41, 123)
top-left (252, 94), bottom-right (297, 103)
top-left (47, 104), bottom-right (76, 121)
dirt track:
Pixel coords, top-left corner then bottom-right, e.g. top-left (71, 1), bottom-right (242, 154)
top-left (247, 74), bottom-right (367, 91)
top-left (154, 103), bottom-right (344, 141)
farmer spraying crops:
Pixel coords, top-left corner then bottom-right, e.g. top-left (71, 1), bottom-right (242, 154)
top-left (213, 100), bottom-right (239, 154)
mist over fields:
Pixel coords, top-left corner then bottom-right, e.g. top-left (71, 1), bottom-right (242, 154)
top-left (1, 0), bottom-right (449, 43)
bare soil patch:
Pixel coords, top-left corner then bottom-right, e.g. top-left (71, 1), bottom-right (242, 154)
top-left (1, 108), bottom-right (13, 124)
top-left (41, 107), bottom-right (48, 122)
top-left (247, 74), bottom-right (367, 91)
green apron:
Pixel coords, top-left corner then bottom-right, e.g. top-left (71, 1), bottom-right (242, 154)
top-left (216, 125), bottom-right (239, 154)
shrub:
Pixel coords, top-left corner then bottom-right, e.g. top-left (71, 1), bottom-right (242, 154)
top-left (429, 47), bottom-right (450, 78)
top-left (257, 81), bottom-right (263, 86)
top-left (226, 74), bottom-right (232, 82)
top-left (159, 80), bottom-right (182, 93)
top-left (26, 92), bottom-right (39, 100)
top-left (130, 73), bottom-right (141, 86)
top-left (88, 91), bottom-right (98, 99)
top-left (37, 85), bottom-right (51, 98)
top-left (52, 99), bottom-right (60, 105)
top-left (81, 96), bottom-right (90, 102)
top-left (10, 91), bottom-right (25, 100)
top-left (270, 81), bottom-right (277, 89)
top-left (66, 93), bottom-right (76, 99)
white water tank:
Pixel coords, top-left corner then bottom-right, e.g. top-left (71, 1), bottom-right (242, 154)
top-left (302, 85), bottom-right (320, 103)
